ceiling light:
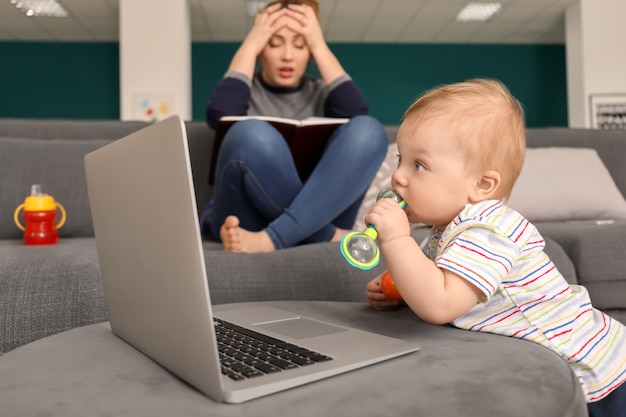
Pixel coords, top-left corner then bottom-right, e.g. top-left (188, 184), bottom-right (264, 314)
top-left (456, 2), bottom-right (502, 22)
top-left (10, 0), bottom-right (68, 17)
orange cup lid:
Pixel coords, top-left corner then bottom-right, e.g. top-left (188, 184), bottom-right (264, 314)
top-left (23, 195), bottom-right (56, 211)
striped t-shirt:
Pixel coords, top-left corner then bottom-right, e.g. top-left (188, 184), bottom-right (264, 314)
top-left (425, 200), bottom-right (626, 402)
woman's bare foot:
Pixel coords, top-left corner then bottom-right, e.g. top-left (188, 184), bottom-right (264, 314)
top-left (219, 215), bottom-right (275, 253)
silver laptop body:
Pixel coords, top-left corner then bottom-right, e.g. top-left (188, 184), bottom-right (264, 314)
top-left (84, 115), bottom-right (419, 403)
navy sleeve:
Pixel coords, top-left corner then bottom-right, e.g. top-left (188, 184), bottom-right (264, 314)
top-left (324, 80), bottom-right (369, 118)
top-left (205, 77), bottom-right (251, 129)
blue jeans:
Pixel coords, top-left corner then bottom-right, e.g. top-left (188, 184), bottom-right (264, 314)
top-left (588, 380), bottom-right (626, 417)
top-left (201, 115), bottom-right (387, 249)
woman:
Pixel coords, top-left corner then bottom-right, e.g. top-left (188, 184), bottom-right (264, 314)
top-left (202, 0), bottom-right (387, 252)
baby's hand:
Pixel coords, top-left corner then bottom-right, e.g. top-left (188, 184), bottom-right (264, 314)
top-left (364, 198), bottom-right (410, 244)
top-left (366, 275), bottom-right (401, 311)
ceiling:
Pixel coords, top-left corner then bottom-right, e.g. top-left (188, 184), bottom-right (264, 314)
top-left (0, 0), bottom-right (578, 44)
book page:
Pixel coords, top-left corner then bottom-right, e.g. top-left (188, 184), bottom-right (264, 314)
top-left (219, 115), bottom-right (348, 126)
top-left (300, 117), bottom-right (349, 126)
top-left (219, 115), bottom-right (300, 125)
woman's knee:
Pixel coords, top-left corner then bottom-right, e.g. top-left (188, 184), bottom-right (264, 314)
top-left (337, 115), bottom-right (388, 159)
top-left (222, 120), bottom-right (285, 158)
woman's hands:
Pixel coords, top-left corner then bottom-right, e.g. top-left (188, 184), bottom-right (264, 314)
top-left (238, 3), bottom-right (323, 67)
top-left (246, 3), bottom-right (290, 56)
top-left (284, 3), bottom-right (346, 84)
top-left (283, 4), bottom-right (326, 52)
top-left (229, 2), bottom-right (346, 89)
top-left (227, 3), bottom-right (289, 78)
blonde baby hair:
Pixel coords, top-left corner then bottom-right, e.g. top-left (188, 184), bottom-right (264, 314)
top-left (403, 78), bottom-right (526, 199)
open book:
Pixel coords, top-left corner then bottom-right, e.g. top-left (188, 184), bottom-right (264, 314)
top-left (209, 115), bottom-right (349, 184)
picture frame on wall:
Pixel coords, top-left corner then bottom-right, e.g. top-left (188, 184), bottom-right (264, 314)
top-left (589, 94), bottom-right (626, 130)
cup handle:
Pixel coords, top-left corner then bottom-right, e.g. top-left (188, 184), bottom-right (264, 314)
top-left (13, 204), bottom-right (25, 231)
top-left (56, 203), bottom-right (67, 229)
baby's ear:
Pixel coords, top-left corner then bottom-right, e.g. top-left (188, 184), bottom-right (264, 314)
top-left (471, 170), bottom-right (501, 201)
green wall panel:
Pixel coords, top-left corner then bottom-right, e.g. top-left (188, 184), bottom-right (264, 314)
top-left (1, 42), bottom-right (567, 127)
top-left (0, 42), bottom-right (120, 119)
top-left (191, 42), bottom-right (568, 127)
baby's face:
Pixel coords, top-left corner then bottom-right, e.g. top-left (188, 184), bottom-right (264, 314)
top-left (391, 118), bottom-right (479, 229)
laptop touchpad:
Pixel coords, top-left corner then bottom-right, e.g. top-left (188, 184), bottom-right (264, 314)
top-left (256, 318), bottom-right (347, 340)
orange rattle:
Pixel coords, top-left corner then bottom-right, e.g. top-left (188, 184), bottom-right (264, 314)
top-left (380, 271), bottom-right (402, 301)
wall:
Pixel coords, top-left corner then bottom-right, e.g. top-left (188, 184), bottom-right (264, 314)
top-left (119, 0), bottom-right (191, 121)
top-left (1, 42), bottom-right (567, 127)
top-left (0, 42), bottom-right (120, 119)
top-left (566, 0), bottom-right (626, 128)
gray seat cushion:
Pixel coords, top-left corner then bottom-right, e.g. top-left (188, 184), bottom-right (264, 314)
top-left (0, 301), bottom-right (588, 417)
top-left (0, 238), bottom-right (107, 353)
top-left (535, 220), bottom-right (626, 309)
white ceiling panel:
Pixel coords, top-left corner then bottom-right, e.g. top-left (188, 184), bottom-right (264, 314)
top-left (371, 1), bottom-right (424, 20)
top-left (0, 0), bottom-right (581, 44)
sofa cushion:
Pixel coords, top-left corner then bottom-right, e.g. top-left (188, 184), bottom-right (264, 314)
top-left (0, 118), bottom-right (148, 140)
top-left (203, 240), bottom-right (386, 305)
top-left (0, 238), bottom-right (107, 353)
top-left (508, 147), bottom-right (626, 222)
top-left (526, 128), bottom-right (626, 199)
top-left (0, 119), bottom-right (215, 223)
top-left (534, 220), bottom-right (626, 309)
top-left (0, 137), bottom-right (113, 240)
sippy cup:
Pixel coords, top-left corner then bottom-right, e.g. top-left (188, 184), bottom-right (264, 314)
top-left (340, 187), bottom-right (406, 270)
top-left (14, 184), bottom-right (66, 245)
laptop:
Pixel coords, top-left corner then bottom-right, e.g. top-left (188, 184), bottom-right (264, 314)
top-left (84, 115), bottom-right (420, 404)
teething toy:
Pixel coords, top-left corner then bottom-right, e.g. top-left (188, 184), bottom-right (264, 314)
top-left (380, 270), bottom-right (402, 301)
top-left (340, 187), bottom-right (406, 270)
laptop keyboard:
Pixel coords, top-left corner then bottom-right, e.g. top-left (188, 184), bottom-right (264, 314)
top-left (214, 318), bottom-right (333, 381)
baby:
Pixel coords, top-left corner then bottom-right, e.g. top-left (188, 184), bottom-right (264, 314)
top-left (365, 78), bottom-right (626, 416)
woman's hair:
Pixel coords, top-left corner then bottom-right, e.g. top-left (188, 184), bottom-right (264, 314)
top-left (403, 78), bottom-right (526, 199)
top-left (264, 0), bottom-right (320, 19)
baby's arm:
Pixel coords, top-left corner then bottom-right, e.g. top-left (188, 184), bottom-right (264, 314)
top-left (366, 200), bottom-right (483, 324)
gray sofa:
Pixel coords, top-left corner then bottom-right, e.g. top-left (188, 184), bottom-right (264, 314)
top-left (1, 117), bottom-right (625, 344)
top-left (0, 117), bottom-right (625, 415)
top-left (0, 117), bottom-right (391, 354)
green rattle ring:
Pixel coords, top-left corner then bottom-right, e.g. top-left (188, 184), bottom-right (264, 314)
top-left (340, 188), bottom-right (406, 270)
